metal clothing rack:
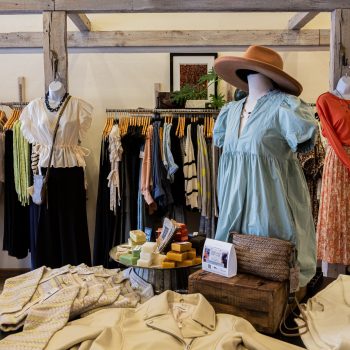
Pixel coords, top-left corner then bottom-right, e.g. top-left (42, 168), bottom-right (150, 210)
top-left (105, 108), bottom-right (219, 114)
top-left (0, 102), bottom-right (28, 108)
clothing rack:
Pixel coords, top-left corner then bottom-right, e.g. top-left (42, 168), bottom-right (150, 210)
top-left (0, 102), bottom-right (28, 108)
top-left (105, 108), bottom-right (219, 114)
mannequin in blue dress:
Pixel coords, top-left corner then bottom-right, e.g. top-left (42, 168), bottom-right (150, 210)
top-left (213, 46), bottom-right (317, 287)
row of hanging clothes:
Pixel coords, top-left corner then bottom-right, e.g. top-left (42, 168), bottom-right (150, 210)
top-left (0, 103), bottom-right (32, 261)
top-left (93, 108), bottom-right (220, 267)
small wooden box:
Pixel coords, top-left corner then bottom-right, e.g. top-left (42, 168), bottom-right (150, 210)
top-left (188, 270), bottom-right (288, 334)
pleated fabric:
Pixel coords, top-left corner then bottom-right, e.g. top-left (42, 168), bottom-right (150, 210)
top-left (35, 167), bottom-right (91, 268)
top-left (317, 145), bottom-right (350, 264)
top-left (93, 139), bottom-right (116, 267)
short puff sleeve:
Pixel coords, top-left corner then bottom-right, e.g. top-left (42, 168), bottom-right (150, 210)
top-left (78, 99), bottom-right (93, 140)
top-left (213, 102), bottom-right (232, 148)
top-left (19, 100), bottom-right (37, 144)
top-left (278, 95), bottom-right (317, 153)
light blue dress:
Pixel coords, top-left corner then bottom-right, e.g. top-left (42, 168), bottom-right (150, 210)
top-left (213, 90), bottom-right (317, 287)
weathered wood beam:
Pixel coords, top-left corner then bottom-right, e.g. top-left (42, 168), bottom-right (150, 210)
top-left (288, 12), bottom-right (319, 30)
top-left (330, 9), bottom-right (350, 90)
top-left (0, 0), bottom-right (54, 14)
top-left (68, 13), bottom-right (91, 31)
top-left (43, 11), bottom-right (68, 91)
top-left (54, 0), bottom-right (350, 13)
top-left (0, 29), bottom-right (331, 49)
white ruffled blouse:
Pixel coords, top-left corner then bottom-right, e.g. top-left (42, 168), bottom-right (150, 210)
top-left (20, 96), bottom-right (93, 168)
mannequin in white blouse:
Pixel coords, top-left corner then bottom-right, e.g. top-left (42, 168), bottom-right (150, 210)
top-left (334, 75), bottom-right (350, 99)
top-left (239, 72), bottom-right (274, 136)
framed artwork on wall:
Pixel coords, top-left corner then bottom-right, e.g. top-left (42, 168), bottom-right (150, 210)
top-left (170, 53), bottom-right (218, 106)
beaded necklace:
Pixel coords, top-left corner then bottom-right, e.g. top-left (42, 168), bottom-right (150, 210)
top-left (44, 91), bottom-right (69, 112)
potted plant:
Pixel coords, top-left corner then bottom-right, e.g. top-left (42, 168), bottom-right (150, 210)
top-left (171, 68), bottom-right (226, 109)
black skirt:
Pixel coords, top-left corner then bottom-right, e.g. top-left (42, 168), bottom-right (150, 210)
top-left (35, 167), bottom-right (91, 268)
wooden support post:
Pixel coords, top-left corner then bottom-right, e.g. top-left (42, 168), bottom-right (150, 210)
top-left (68, 13), bottom-right (91, 31)
top-left (288, 12), bottom-right (319, 30)
top-left (330, 9), bottom-right (350, 91)
top-left (43, 11), bottom-right (68, 92)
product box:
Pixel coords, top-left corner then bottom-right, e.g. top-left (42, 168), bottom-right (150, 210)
top-left (202, 238), bottom-right (237, 277)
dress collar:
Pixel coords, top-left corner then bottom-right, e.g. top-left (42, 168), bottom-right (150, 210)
top-left (143, 290), bottom-right (216, 333)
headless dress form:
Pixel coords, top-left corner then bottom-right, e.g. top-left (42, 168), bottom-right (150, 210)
top-left (238, 73), bottom-right (274, 136)
top-left (333, 75), bottom-right (350, 99)
top-left (320, 75), bottom-right (350, 277)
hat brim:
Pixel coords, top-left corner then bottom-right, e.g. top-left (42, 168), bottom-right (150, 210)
top-left (214, 56), bottom-right (303, 96)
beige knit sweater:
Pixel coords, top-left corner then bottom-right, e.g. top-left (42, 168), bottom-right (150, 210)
top-left (0, 264), bottom-right (145, 350)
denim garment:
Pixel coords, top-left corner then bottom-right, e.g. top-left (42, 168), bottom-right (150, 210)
top-left (214, 90), bottom-right (317, 287)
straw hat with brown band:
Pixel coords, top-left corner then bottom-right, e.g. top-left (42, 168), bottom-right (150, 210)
top-left (214, 45), bottom-right (303, 96)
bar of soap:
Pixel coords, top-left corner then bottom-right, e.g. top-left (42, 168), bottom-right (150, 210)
top-left (128, 238), bottom-right (141, 248)
top-left (142, 242), bottom-right (157, 253)
top-left (176, 259), bottom-right (194, 267)
top-left (161, 261), bottom-right (176, 268)
top-left (193, 256), bottom-right (202, 265)
top-left (171, 242), bottom-right (192, 252)
top-left (187, 249), bottom-right (196, 259)
top-left (140, 251), bottom-right (153, 261)
top-left (153, 254), bottom-right (167, 266)
top-left (132, 247), bottom-right (141, 258)
top-left (130, 230), bottom-right (147, 243)
top-left (119, 254), bottom-right (138, 266)
top-left (137, 258), bottom-right (152, 267)
top-left (166, 251), bottom-right (187, 262)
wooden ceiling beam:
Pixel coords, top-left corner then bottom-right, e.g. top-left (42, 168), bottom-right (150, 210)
top-left (0, 29), bottom-right (330, 49)
top-left (0, 0), bottom-right (54, 14)
top-left (54, 0), bottom-right (350, 13)
top-left (0, 1), bottom-right (348, 13)
top-left (288, 12), bottom-right (320, 30)
top-left (68, 13), bottom-right (91, 31)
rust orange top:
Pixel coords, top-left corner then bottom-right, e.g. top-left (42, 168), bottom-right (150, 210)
top-left (317, 92), bottom-right (350, 170)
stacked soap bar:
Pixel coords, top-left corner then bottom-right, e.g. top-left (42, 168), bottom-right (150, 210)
top-left (128, 230), bottom-right (147, 247)
top-left (119, 253), bottom-right (138, 266)
top-left (162, 241), bottom-right (202, 268)
top-left (137, 242), bottom-right (157, 267)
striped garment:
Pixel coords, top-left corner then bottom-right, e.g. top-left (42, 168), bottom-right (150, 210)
top-left (13, 120), bottom-right (30, 206)
top-left (197, 125), bottom-right (211, 218)
top-left (183, 124), bottom-right (198, 209)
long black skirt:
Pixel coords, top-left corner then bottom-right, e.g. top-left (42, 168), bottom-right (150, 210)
top-left (35, 167), bottom-right (91, 268)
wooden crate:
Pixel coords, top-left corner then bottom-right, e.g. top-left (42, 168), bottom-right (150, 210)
top-left (188, 270), bottom-right (288, 334)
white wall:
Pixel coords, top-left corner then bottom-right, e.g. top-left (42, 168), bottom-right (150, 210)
top-left (0, 12), bottom-right (331, 268)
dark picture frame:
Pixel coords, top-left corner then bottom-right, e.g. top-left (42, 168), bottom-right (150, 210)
top-left (170, 53), bottom-right (218, 103)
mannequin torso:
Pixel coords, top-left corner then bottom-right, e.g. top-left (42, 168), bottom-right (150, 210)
top-left (48, 80), bottom-right (66, 103)
top-left (333, 75), bottom-right (350, 100)
top-left (45, 80), bottom-right (68, 115)
top-left (239, 73), bottom-right (274, 136)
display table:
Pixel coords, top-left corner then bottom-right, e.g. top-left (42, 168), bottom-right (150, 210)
top-left (109, 246), bottom-right (201, 294)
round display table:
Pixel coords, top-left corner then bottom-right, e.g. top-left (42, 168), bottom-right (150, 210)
top-left (110, 246), bottom-right (201, 294)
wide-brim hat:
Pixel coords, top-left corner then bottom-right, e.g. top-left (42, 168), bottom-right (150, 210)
top-left (214, 45), bottom-right (303, 96)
